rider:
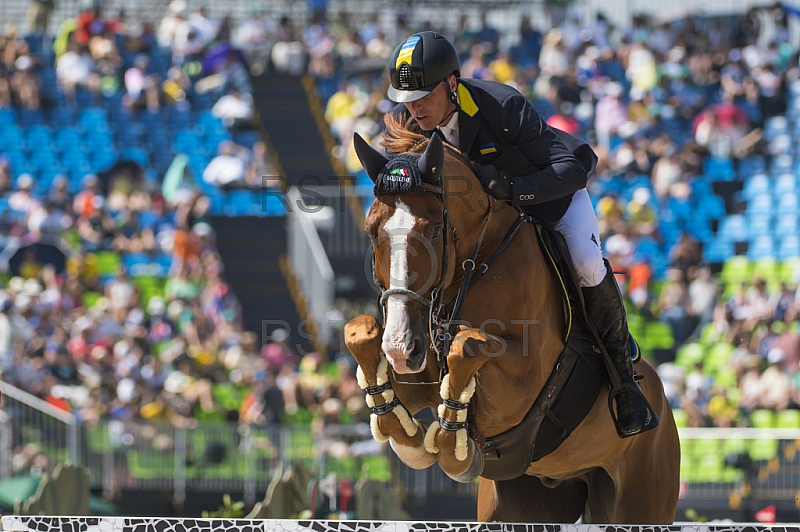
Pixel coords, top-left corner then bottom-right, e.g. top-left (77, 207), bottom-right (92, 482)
top-left (385, 31), bottom-right (653, 436)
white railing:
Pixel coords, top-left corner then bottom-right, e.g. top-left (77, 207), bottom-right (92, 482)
top-left (287, 186), bottom-right (336, 348)
top-left (0, 380), bottom-right (80, 479)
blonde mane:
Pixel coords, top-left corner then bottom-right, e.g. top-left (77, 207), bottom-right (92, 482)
top-left (381, 113), bottom-right (473, 170)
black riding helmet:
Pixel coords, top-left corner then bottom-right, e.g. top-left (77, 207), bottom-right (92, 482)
top-left (387, 31), bottom-right (460, 103)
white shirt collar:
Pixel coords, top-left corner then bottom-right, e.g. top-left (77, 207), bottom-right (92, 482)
top-left (439, 111), bottom-right (459, 148)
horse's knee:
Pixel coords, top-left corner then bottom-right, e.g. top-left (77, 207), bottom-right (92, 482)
top-left (345, 314), bottom-right (383, 365)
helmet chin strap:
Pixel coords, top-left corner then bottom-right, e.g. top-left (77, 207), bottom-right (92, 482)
top-left (438, 106), bottom-right (457, 129)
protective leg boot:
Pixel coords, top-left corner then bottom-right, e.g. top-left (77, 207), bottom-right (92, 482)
top-left (582, 260), bottom-right (650, 436)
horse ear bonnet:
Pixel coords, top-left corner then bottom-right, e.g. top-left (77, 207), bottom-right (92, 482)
top-left (374, 153), bottom-right (426, 195)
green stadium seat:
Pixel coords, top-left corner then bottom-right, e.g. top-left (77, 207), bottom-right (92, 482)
top-left (672, 408), bottom-right (688, 428)
top-left (720, 256), bottom-right (751, 286)
top-left (776, 409), bottom-right (800, 428)
top-left (704, 342), bottom-right (734, 373)
top-left (713, 366), bottom-right (738, 388)
top-left (643, 321), bottom-right (674, 350)
top-left (82, 291), bottom-right (102, 308)
top-left (675, 342), bottom-right (705, 369)
top-left (749, 409), bottom-right (776, 429)
top-left (691, 454), bottom-right (725, 483)
top-left (752, 257), bottom-right (779, 282)
top-left (779, 258), bottom-right (800, 284)
top-left (748, 438), bottom-right (779, 461)
top-left (94, 251), bottom-right (121, 277)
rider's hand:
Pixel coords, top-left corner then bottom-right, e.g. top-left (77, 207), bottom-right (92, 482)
top-left (475, 165), bottom-right (512, 201)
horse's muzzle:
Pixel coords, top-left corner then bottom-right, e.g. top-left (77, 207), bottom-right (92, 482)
top-left (384, 332), bottom-right (429, 374)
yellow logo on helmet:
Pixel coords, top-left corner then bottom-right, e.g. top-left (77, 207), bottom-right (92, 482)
top-left (395, 35), bottom-right (420, 70)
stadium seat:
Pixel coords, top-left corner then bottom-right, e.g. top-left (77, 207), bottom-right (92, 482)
top-left (703, 238), bottom-right (735, 263)
top-left (777, 192), bottom-right (799, 216)
top-left (675, 342), bottom-right (705, 369)
top-left (747, 213), bottom-right (772, 237)
top-left (717, 214), bottom-right (748, 243)
top-left (770, 153), bottom-right (794, 176)
top-left (742, 173), bottom-right (770, 200)
top-left (747, 234), bottom-right (775, 260)
top-left (749, 409), bottom-right (776, 429)
top-left (775, 214), bottom-right (798, 237)
top-left (704, 156), bottom-right (735, 181)
top-left (747, 194), bottom-right (773, 217)
top-left (701, 194), bottom-right (726, 220)
top-left (703, 342), bottom-right (733, 374)
top-left (672, 408), bottom-right (688, 428)
top-left (748, 438), bottom-right (778, 461)
top-left (774, 173), bottom-right (797, 196)
top-left (779, 235), bottom-right (800, 261)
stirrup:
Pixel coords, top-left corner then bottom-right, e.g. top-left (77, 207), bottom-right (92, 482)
top-left (607, 382), bottom-right (660, 439)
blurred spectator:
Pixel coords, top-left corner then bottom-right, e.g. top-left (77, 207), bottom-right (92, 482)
top-left (26, 0), bottom-right (55, 36)
top-left (211, 87), bottom-right (254, 129)
top-left (203, 141), bottom-right (251, 190)
top-left (234, 6), bottom-right (274, 75)
top-left (9, 175), bottom-right (41, 214)
top-left (55, 42), bottom-right (98, 104)
top-left (123, 55), bottom-right (159, 111)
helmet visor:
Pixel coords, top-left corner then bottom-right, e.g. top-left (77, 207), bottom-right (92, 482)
top-left (387, 80), bottom-right (442, 103)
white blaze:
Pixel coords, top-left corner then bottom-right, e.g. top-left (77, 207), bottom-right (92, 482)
top-left (382, 200), bottom-right (415, 367)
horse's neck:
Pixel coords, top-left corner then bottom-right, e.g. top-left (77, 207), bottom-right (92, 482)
top-left (450, 200), bottom-right (520, 265)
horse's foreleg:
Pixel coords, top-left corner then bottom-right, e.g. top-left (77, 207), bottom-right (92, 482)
top-left (345, 314), bottom-right (437, 470)
top-left (427, 327), bottom-right (501, 482)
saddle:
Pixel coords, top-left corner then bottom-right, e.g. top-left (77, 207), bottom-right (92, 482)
top-left (479, 223), bottom-right (635, 481)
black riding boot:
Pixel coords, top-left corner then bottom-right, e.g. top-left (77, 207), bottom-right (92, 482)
top-left (582, 260), bottom-right (651, 436)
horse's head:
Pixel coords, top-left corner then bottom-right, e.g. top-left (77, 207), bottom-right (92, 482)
top-left (355, 132), bottom-right (446, 373)
top-left (354, 121), bottom-right (492, 374)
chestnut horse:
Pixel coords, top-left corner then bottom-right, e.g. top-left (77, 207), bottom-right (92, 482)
top-left (344, 116), bottom-right (680, 523)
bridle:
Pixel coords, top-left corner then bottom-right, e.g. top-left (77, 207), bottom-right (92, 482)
top-left (372, 160), bottom-right (529, 382)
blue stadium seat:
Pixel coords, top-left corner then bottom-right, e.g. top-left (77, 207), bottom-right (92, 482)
top-left (770, 154), bottom-right (794, 176)
top-left (49, 106), bottom-right (75, 128)
top-left (778, 192), bottom-right (799, 216)
top-left (717, 214), bottom-right (748, 242)
top-left (0, 126), bottom-right (22, 145)
top-left (19, 108), bottom-right (44, 126)
top-left (774, 174), bottom-right (797, 196)
top-left (701, 194), bottom-right (726, 220)
top-left (122, 147), bottom-right (149, 167)
top-left (775, 214), bottom-right (799, 237)
top-left (23, 125), bottom-right (53, 151)
top-left (747, 193), bottom-right (773, 217)
top-left (54, 127), bottom-right (83, 151)
top-left (685, 217), bottom-right (713, 243)
top-left (704, 238), bottom-right (735, 262)
top-left (704, 156), bottom-right (735, 181)
top-left (764, 116), bottom-right (789, 141)
top-left (79, 107), bottom-right (108, 127)
top-left (741, 173), bottom-right (770, 200)
top-left (748, 234), bottom-right (775, 260)
top-left (0, 107), bottom-right (15, 126)
top-left (666, 196), bottom-right (694, 221)
top-left (747, 213), bottom-right (772, 238)
top-left (779, 235), bottom-right (800, 261)
top-left (225, 190), bottom-right (259, 216)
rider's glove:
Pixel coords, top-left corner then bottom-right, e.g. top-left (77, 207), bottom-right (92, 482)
top-left (475, 165), bottom-right (512, 201)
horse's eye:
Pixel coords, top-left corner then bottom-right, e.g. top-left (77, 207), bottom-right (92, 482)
top-left (431, 227), bottom-right (442, 241)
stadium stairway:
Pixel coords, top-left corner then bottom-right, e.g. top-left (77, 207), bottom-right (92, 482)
top-left (210, 215), bottom-right (311, 352)
top-left (250, 73), bottom-right (373, 299)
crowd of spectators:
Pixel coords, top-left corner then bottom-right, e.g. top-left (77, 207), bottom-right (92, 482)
top-left (3, 1), bottom-right (800, 464)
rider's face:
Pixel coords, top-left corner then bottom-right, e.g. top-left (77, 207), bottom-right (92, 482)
top-left (404, 76), bottom-right (457, 132)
